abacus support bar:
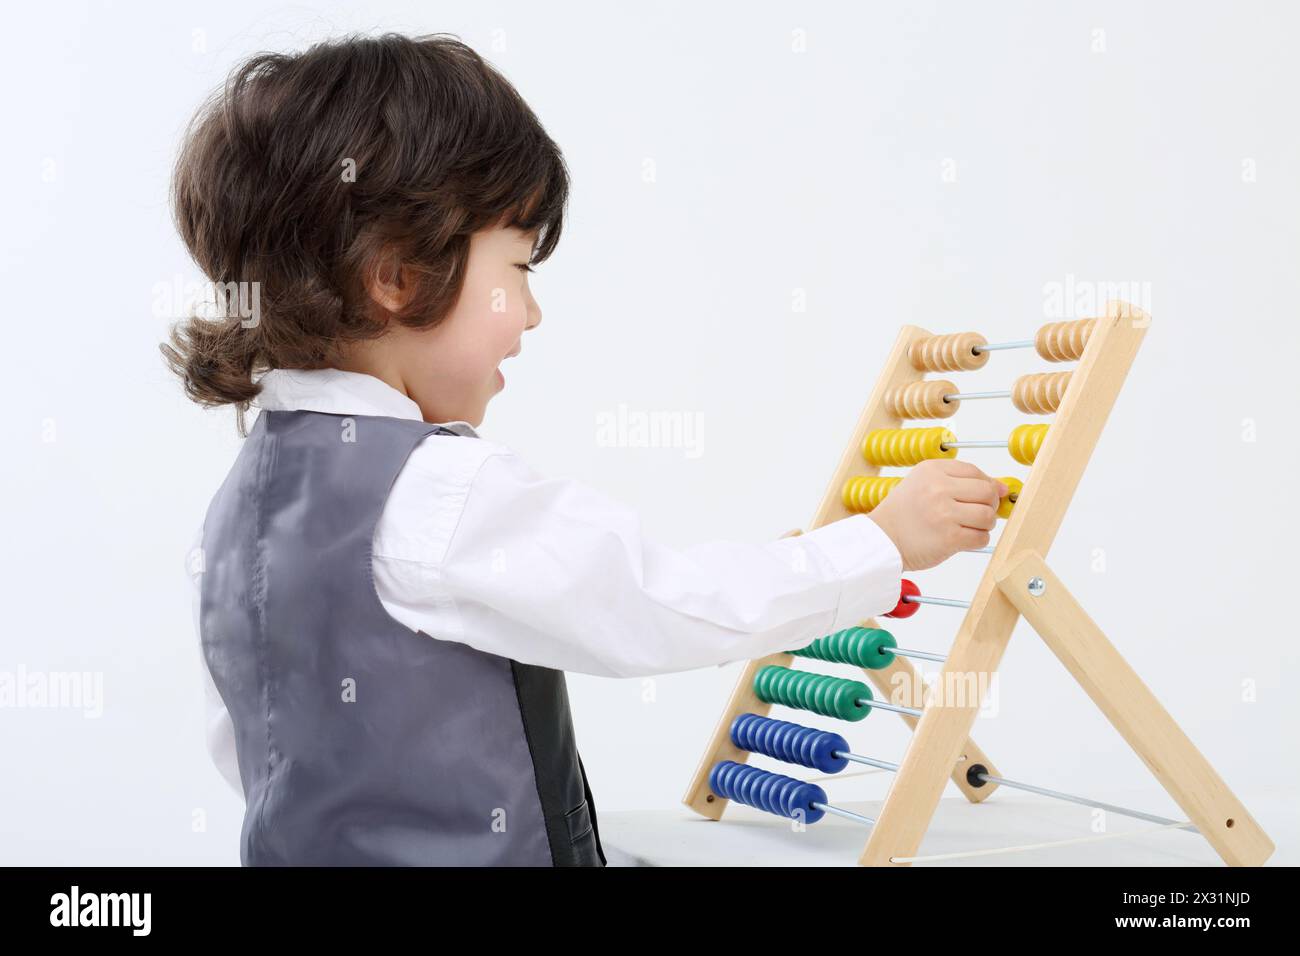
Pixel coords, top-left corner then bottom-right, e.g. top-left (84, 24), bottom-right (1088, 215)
top-left (994, 549), bottom-right (1275, 867)
top-left (971, 769), bottom-right (1196, 831)
top-left (836, 752), bottom-right (1197, 830)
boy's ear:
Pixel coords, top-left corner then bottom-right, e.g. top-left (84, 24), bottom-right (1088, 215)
top-left (364, 249), bottom-right (413, 314)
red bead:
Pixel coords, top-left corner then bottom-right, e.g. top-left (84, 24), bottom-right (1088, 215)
top-left (884, 578), bottom-right (920, 619)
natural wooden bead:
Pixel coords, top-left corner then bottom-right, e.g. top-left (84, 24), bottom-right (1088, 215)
top-left (908, 332), bottom-right (990, 372)
top-left (884, 379), bottom-right (959, 419)
top-left (1011, 371), bottom-right (1072, 414)
top-left (1035, 319), bottom-right (1095, 362)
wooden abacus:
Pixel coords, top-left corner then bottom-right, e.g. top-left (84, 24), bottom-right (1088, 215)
top-left (683, 300), bottom-right (1274, 866)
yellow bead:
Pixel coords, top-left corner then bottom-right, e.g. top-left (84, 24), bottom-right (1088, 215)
top-left (842, 476), bottom-right (902, 513)
top-left (997, 476), bottom-right (1023, 519)
top-left (862, 427), bottom-right (957, 467)
top-left (1008, 424), bottom-right (1049, 465)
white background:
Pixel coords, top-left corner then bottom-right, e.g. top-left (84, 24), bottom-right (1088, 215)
top-left (2, 1), bottom-right (1296, 864)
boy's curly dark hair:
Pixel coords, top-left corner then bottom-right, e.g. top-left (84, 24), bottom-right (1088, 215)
top-left (160, 32), bottom-right (569, 434)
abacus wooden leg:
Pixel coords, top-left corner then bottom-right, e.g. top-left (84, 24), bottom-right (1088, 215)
top-left (858, 588), bottom-right (1019, 866)
top-left (995, 550), bottom-right (1275, 867)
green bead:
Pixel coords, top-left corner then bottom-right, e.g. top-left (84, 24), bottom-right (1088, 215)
top-left (753, 665), bottom-right (872, 722)
top-left (860, 628), bottom-right (897, 669)
top-left (789, 626), bottom-right (898, 670)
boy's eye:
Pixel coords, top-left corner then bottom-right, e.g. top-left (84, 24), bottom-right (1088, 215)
top-left (516, 263), bottom-right (535, 274)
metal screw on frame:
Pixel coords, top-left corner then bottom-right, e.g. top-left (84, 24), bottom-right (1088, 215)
top-left (1027, 576), bottom-right (1046, 597)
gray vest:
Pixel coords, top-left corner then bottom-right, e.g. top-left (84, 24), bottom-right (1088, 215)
top-left (199, 409), bottom-right (605, 866)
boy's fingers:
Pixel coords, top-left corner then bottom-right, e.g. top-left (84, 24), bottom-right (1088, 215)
top-left (937, 460), bottom-right (984, 480)
top-left (939, 460), bottom-right (1007, 495)
top-left (956, 526), bottom-right (992, 551)
top-left (952, 501), bottom-right (998, 532)
top-left (950, 476), bottom-right (1005, 508)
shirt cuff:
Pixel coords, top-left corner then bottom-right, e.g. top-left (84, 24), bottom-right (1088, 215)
top-left (800, 514), bottom-right (904, 631)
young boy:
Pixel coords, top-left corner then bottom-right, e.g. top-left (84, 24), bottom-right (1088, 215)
top-left (164, 33), bottom-right (1005, 867)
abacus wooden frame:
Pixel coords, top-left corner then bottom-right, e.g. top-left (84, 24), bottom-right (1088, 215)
top-left (683, 300), bottom-right (1275, 867)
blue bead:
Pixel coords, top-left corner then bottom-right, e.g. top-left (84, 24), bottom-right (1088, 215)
top-left (708, 760), bottom-right (828, 825)
top-left (729, 713), bottom-right (849, 774)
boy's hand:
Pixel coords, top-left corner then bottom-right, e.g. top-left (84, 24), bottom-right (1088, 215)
top-left (866, 460), bottom-right (1007, 572)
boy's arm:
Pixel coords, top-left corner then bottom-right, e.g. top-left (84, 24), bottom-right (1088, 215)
top-left (401, 448), bottom-right (902, 679)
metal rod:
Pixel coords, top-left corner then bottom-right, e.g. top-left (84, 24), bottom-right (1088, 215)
top-left (840, 753), bottom-right (901, 772)
top-left (975, 772), bottom-right (1200, 832)
top-left (941, 440), bottom-right (1007, 449)
top-left (972, 339), bottom-right (1035, 353)
top-left (811, 802), bottom-right (876, 826)
top-left (828, 752), bottom-right (1197, 833)
top-left (855, 697), bottom-right (924, 717)
top-left (903, 594), bottom-right (971, 609)
top-left (943, 390), bottom-right (1012, 402)
top-left (892, 646), bottom-right (947, 664)
top-left (967, 545), bottom-right (997, 554)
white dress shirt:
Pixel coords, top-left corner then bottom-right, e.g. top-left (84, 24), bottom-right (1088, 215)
top-left (189, 367), bottom-right (903, 795)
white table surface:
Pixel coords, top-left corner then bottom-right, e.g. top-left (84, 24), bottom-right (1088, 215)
top-left (599, 791), bottom-right (1296, 867)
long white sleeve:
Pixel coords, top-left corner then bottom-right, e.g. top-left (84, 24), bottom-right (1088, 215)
top-left (198, 367), bottom-right (905, 792)
top-left (403, 447), bottom-right (903, 678)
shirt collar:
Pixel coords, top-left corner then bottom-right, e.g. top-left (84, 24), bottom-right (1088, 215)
top-left (252, 368), bottom-right (480, 438)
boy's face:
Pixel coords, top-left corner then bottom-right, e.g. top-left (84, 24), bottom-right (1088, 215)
top-left (376, 224), bottom-right (542, 427)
